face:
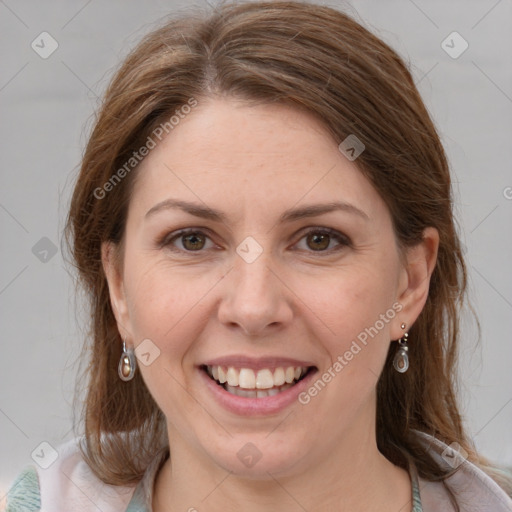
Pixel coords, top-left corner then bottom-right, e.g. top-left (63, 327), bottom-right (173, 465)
top-left (104, 98), bottom-right (435, 478)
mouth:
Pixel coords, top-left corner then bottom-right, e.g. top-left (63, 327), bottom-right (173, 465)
top-left (201, 364), bottom-right (316, 398)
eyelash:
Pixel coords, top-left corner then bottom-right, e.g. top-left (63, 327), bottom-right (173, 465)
top-left (159, 227), bottom-right (352, 256)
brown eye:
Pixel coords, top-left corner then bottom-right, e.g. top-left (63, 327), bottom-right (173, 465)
top-left (181, 232), bottom-right (206, 251)
top-left (295, 228), bottom-right (351, 254)
top-left (161, 229), bottom-right (215, 253)
top-left (306, 232), bottom-right (331, 251)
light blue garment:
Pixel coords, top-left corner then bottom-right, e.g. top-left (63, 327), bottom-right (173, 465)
top-left (4, 464), bottom-right (148, 512)
top-left (5, 466), bottom-right (41, 512)
top-left (4, 441), bottom-right (160, 512)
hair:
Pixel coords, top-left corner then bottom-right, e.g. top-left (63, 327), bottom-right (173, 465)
top-left (64, 0), bottom-right (512, 506)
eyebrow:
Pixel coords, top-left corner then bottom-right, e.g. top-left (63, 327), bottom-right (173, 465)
top-left (145, 199), bottom-right (369, 223)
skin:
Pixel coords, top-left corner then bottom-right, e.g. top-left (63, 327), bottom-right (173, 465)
top-left (102, 98), bottom-right (439, 512)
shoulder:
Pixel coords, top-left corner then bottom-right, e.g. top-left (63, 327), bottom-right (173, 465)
top-left (414, 430), bottom-right (512, 512)
top-left (5, 437), bottom-right (138, 512)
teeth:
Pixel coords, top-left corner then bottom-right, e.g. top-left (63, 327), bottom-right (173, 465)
top-left (234, 386), bottom-right (255, 398)
top-left (218, 366), bottom-right (227, 384)
top-left (285, 366), bottom-right (295, 383)
top-left (206, 364), bottom-right (309, 391)
top-left (226, 367), bottom-right (239, 386)
top-left (225, 383), bottom-right (293, 398)
top-left (239, 368), bottom-right (256, 389)
top-left (273, 367), bottom-right (285, 386)
top-left (256, 369), bottom-right (274, 389)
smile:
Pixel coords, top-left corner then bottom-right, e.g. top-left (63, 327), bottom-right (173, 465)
top-left (202, 364), bottom-right (313, 398)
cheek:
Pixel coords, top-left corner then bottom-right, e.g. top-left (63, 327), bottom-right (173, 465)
top-left (301, 274), bottom-right (397, 408)
top-left (123, 252), bottom-right (220, 357)
top-left (121, 254), bottom-right (219, 420)
top-left (301, 263), bottom-right (400, 413)
top-left (303, 260), bottom-right (399, 344)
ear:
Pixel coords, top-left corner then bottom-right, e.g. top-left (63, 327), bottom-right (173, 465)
top-left (391, 227), bottom-right (439, 340)
top-left (101, 241), bottom-right (133, 341)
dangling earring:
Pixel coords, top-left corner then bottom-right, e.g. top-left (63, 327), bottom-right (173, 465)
top-left (393, 323), bottom-right (409, 373)
top-left (118, 339), bottom-right (137, 381)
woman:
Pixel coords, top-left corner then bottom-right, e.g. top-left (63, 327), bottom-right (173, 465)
top-left (6, 1), bottom-right (512, 511)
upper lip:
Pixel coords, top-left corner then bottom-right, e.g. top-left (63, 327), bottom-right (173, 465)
top-left (201, 356), bottom-right (317, 371)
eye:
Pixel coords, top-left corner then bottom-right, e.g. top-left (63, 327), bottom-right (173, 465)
top-left (159, 227), bottom-right (351, 255)
top-left (161, 229), bottom-right (216, 252)
top-left (294, 227), bottom-right (351, 253)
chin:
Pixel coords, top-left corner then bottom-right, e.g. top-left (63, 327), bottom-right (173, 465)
top-left (205, 434), bottom-right (311, 479)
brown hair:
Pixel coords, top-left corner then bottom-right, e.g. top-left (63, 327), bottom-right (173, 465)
top-left (64, 0), bottom-right (512, 503)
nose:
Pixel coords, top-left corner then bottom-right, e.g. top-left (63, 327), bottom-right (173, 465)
top-left (217, 249), bottom-right (293, 337)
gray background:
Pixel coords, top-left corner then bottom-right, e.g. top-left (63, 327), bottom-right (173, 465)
top-left (1, 0), bottom-right (511, 500)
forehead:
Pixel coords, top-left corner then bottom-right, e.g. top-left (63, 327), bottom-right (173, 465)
top-left (128, 99), bottom-right (386, 225)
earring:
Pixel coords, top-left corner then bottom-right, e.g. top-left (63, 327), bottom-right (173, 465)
top-left (118, 339), bottom-right (137, 381)
top-left (393, 323), bottom-right (409, 373)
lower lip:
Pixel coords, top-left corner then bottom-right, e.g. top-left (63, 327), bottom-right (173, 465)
top-left (199, 367), bottom-right (317, 416)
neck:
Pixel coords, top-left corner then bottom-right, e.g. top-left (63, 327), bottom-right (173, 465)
top-left (153, 414), bottom-right (412, 512)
